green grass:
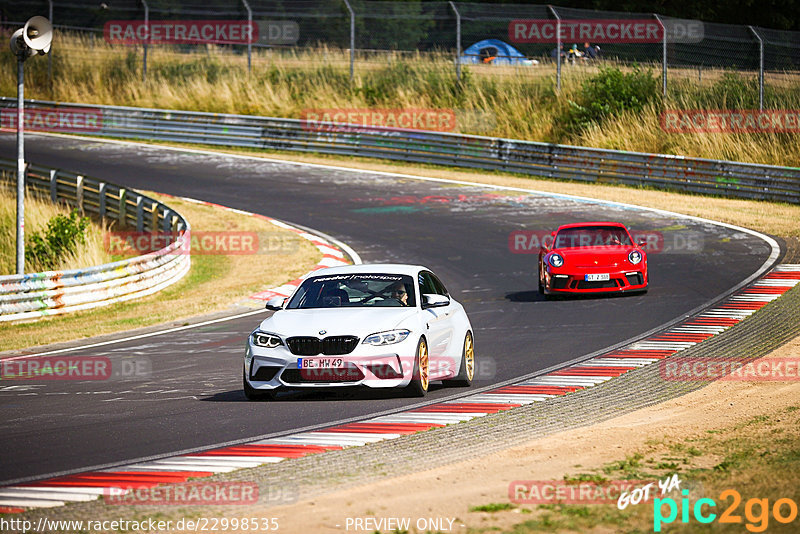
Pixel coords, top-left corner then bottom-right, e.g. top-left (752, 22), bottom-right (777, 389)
top-left (470, 503), bottom-right (517, 513)
top-left (468, 404), bottom-right (800, 533)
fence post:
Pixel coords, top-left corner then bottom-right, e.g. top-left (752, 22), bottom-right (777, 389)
top-left (141, 0), bottom-right (149, 82)
top-left (342, 0), bottom-right (355, 82)
top-left (242, 0), bottom-right (252, 73)
top-left (49, 169), bottom-right (57, 202)
top-left (749, 26), bottom-right (764, 111)
top-left (449, 2), bottom-right (461, 83)
top-left (48, 0), bottom-right (53, 86)
top-left (548, 5), bottom-right (561, 94)
top-left (653, 14), bottom-right (667, 97)
top-left (99, 182), bottom-right (107, 218)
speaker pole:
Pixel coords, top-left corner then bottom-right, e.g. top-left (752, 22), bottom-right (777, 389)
top-left (9, 16), bottom-right (52, 274)
top-left (16, 50), bottom-right (25, 274)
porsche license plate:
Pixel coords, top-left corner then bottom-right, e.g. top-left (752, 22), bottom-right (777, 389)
top-left (298, 357), bottom-right (345, 369)
top-left (585, 273), bottom-right (610, 282)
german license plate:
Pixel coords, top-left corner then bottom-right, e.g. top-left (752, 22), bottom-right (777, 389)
top-left (585, 273), bottom-right (610, 282)
top-left (298, 357), bottom-right (344, 369)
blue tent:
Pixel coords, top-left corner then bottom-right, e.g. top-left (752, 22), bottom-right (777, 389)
top-left (460, 39), bottom-right (537, 66)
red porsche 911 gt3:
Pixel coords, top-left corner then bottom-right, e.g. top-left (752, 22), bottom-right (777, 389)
top-left (538, 222), bottom-right (648, 297)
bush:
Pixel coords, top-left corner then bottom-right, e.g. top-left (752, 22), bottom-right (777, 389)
top-left (698, 72), bottom-right (759, 109)
top-left (26, 209), bottom-right (90, 271)
top-left (561, 66), bottom-right (661, 135)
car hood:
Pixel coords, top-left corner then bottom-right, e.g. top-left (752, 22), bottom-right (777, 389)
top-left (258, 307), bottom-right (419, 338)
top-left (553, 246), bottom-right (639, 268)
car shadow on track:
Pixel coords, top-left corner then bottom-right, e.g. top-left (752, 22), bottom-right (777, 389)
top-left (505, 290), bottom-right (545, 302)
top-left (201, 384), bottom-right (449, 403)
top-left (505, 290), bottom-right (646, 302)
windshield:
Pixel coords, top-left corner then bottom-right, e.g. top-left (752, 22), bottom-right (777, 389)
top-left (554, 226), bottom-right (632, 248)
top-left (286, 273), bottom-right (416, 309)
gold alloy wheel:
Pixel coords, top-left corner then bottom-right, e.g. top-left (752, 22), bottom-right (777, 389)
top-left (464, 332), bottom-right (475, 381)
top-left (419, 338), bottom-right (429, 391)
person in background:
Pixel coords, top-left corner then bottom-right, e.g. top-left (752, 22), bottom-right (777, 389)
top-left (584, 42), bottom-right (598, 60)
top-left (568, 43), bottom-right (582, 64)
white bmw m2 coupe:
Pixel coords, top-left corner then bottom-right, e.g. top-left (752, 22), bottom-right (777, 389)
top-left (244, 264), bottom-right (475, 399)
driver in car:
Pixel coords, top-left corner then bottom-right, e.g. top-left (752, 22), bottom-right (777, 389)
top-left (387, 281), bottom-right (409, 306)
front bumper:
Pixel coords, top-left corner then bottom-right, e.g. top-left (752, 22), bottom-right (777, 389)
top-left (544, 268), bottom-right (648, 294)
top-left (244, 338), bottom-right (418, 389)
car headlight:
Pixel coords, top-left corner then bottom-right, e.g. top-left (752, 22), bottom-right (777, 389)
top-left (548, 253), bottom-right (564, 268)
top-left (628, 250), bottom-right (643, 265)
top-left (252, 332), bottom-right (283, 348)
top-left (362, 329), bottom-right (411, 346)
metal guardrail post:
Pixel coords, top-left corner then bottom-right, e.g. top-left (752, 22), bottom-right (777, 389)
top-left (150, 203), bottom-right (159, 231)
top-left (76, 175), bottom-right (84, 212)
top-left (342, 0), bottom-right (355, 82)
top-left (548, 5), bottom-right (561, 94)
top-left (99, 182), bottom-right (107, 217)
top-left (749, 26), bottom-right (765, 111)
top-left (653, 14), bottom-right (667, 97)
top-left (49, 169), bottom-right (57, 202)
top-left (242, 0), bottom-right (252, 73)
top-left (136, 196), bottom-right (144, 231)
top-left (449, 2), bottom-right (461, 83)
top-left (141, 0), bottom-right (148, 83)
top-left (119, 188), bottom-right (127, 226)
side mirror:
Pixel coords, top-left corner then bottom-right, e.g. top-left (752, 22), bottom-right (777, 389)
top-left (422, 293), bottom-right (450, 309)
top-left (265, 296), bottom-right (286, 311)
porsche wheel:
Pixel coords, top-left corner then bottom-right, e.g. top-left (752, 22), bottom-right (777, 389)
top-left (407, 337), bottom-right (429, 397)
top-left (538, 260), bottom-right (545, 294)
top-left (445, 331), bottom-right (475, 387)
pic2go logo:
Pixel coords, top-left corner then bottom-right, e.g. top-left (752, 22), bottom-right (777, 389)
top-left (654, 489), bottom-right (798, 532)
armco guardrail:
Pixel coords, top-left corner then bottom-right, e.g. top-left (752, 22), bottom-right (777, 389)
top-left (0, 159), bottom-right (190, 322)
top-left (2, 98), bottom-right (799, 204)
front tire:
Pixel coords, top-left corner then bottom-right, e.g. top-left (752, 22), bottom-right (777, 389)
top-left (445, 331), bottom-right (475, 387)
top-left (406, 337), bottom-right (429, 397)
top-left (243, 369), bottom-right (276, 401)
top-left (538, 260), bottom-right (545, 295)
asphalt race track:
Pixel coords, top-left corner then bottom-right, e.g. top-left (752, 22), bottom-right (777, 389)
top-left (0, 134), bottom-right (776, 484)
